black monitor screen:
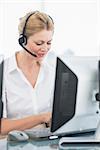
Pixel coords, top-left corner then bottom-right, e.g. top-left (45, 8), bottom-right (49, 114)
top-left (51, 57), bottom-right (78, 132)
top-left (0, 57), bottom-right (3, 120)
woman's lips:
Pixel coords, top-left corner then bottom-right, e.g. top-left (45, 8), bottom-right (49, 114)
top-left (38, 54), bottom-right (45, 57)
top-left (37, 52), bottom-right (47, 57)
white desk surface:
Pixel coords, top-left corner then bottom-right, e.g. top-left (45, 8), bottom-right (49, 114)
top-left (0, 133), bottom-right (100, 150)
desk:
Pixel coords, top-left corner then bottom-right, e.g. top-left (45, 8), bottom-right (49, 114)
top-left (0, 137), bottom-right (100, 150)
top-left (0, 137), bottom-right (59, 150)
top-left (0, 132), bottom-right (100, 150)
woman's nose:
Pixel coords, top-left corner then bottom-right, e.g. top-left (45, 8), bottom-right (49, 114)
top-left (41, 44), bottom-right (48, 52)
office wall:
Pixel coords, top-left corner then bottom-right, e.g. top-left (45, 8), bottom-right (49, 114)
top-left (0, 0), bottom-right (100, 57)
top-left (44, 0), bottom-right (100, 56)
top-left (0, 0), bottom-right (43, 57)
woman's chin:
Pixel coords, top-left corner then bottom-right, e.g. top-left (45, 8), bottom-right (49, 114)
top-left (37, 54), bottom-right (46, 60)
top-left (36, 57), bottom-right (44, 62)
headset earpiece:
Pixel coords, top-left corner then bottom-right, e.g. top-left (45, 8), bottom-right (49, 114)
top-left (18, 13), bottom-right (34, 46)
top-left (18, 34), bottom-right (27, 46)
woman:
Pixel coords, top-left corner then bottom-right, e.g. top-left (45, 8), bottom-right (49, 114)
top-left (1, 11), bottom-right (55, 135)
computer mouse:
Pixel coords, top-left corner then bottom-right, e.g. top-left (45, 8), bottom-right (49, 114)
top-left (95, 121), bottom-right (100, 141)
top-left (8, 130), bottom-right (29, 142)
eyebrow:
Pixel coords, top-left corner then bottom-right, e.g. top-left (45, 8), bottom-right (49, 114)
top-left (34, 39), bottom-right (52, 43)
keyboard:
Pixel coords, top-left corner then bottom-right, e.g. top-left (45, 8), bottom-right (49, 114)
top-left (59, 136), bottom-right (100, 149)
top-left (24, 127), bottom-right (53, 138)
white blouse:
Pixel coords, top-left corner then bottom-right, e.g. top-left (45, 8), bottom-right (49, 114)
top-left (2, 53), bottom-right (56, 119)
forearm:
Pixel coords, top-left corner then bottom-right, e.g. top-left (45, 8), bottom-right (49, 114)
top-left (1, 114), bottom-right (44, 135)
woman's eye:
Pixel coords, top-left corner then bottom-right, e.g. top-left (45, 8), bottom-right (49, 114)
top-left (47, 43), bottom-right (51, 45)
top-left (36, 43), bottom-right (42, 46)
top-left (35, 42), bottom-right (52, 46)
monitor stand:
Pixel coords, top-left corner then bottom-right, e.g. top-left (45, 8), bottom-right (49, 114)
top-left (54, 114), bottom-right (100, 135)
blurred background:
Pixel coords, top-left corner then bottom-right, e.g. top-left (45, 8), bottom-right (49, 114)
top-left (0, 0), bottom-right (100, 57)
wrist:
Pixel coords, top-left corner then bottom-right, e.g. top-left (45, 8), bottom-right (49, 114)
top-left (38, 114), bottom-right (45, 124)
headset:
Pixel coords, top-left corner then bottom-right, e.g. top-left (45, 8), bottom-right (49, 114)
top-left (18, 12), bottom-right (54, 57)
top-left (18, 12), bottom-right (37, 57)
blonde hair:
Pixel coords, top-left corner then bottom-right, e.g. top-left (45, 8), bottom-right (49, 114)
top-left (18, 11), bottom-right (54, 38)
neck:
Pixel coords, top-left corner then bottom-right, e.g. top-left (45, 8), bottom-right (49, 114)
top-left (16, 51), bottom-right (40, 69)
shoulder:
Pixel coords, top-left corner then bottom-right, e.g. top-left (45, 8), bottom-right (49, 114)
top-left (4, 53), bottom-right (17, 74)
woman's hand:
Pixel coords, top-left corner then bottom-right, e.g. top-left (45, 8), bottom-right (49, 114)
top-left (40, 112), bottom-right (51, 125)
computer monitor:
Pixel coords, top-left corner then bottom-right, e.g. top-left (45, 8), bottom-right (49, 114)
top-left (95, 60), bottom-right (100, 102)
top-left (51, 57), bottom-right (78, 132)
top-left (51, 56), bottom-right (100, 135)
top-left (0, 56), bottom-right (4, 128)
